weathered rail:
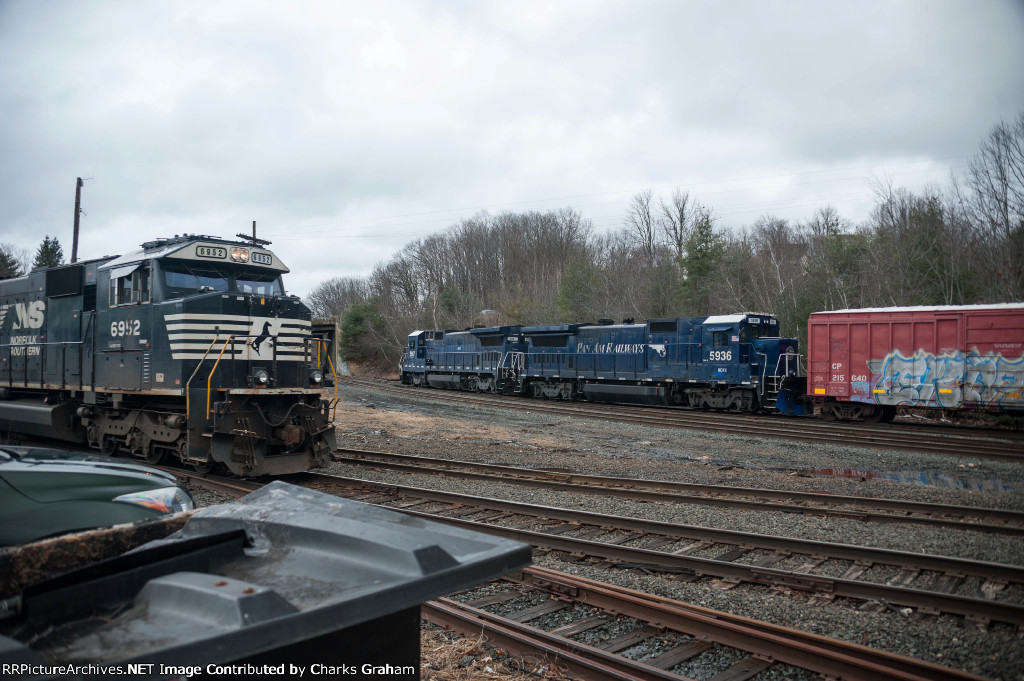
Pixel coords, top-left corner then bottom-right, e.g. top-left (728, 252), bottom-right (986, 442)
top-left (342, 376), bottom-right (1024, 462)
top-left (334, 448), bottom-right (1024, 534)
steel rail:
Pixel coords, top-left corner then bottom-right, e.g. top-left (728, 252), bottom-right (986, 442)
top-left (502, 566), bottom-right (989, 681)
top-left (304, 472), bottom-right (1024, 583)
top-left (294, 472), bottom-right (1024, 627)
top-left (162, 468), bottom-right (261, 498)
top-left (422, 599), bottom-right (663, 681)
top-left (351, 375), bottom-right (1024, 446)
top-left (333, 449), bottom-right (1024, 534)
top-left (344, 377), bottom-right (1024, 461)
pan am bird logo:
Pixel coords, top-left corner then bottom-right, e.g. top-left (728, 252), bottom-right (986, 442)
top-left (650, 343), bottom-right (667, 358)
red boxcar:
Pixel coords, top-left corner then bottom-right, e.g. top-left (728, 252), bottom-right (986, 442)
top-left (806, 304), bottom-right (1024, 421)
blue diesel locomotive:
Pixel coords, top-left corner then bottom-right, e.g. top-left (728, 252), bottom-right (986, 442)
top-left (0, 235), bottom-right (336, 476)
top-left (400, 314), bottom-right (802, 412)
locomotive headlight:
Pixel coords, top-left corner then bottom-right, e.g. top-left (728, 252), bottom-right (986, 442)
top-left (253, 368), bottom-right (269, 386)
top-left (309, 369), bottom-right (323, 385)
top-left (231, 247), bottom-right (250, 262)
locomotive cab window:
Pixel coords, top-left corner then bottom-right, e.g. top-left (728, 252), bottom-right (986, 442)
top-left (712, 330), bottom-right (729, 348)
top-left (236, 270), bottom-right (284, 296)
top-left (162, 263), bottom-right (230, 297)
top-left (108, 264), bottom-right (151, 306)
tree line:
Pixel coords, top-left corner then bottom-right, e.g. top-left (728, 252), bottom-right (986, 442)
top-left (309, 112), bottom-right (1024, 366)
top-left (0, 236), bottom-right (66, 279)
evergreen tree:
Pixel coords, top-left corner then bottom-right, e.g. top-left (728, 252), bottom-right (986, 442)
top-left (33, 236), bottom-right (65, 268)
top-left (0, 243), bottom-right (25, 279)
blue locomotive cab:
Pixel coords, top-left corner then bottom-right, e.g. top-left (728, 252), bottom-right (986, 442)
top-left (402, 326), bottom-right (524, 393)
top-left (691, 313), bottom-right (799, 412)
top-left (400, 330), bottom-right (435, 385)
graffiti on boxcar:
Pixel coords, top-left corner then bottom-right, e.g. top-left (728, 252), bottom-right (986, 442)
top-left (867, 349), bottom-right (1024, 407)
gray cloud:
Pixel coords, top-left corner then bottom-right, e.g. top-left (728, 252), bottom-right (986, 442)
top-left (1, 0), bottom-right (1022, 296)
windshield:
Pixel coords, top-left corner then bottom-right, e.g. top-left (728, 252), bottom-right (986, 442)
top-left (164, 264), bottom-right (231, 296)
top-left (749, 322), bottom-right (777, 338)
top-left (236, 270), bottom-right (283, 296)
top-left (162, 263), bottom-right (284, 298)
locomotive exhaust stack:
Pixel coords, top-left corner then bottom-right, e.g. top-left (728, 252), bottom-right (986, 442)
top-left (0, 234), bottom-right (336, 476)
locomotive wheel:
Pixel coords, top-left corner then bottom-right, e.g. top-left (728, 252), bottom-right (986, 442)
top-left (100, 435), bottom-right (117, 456)
top-left (144, 441), bottom-right (164, 465)
top-left (191, 458), bottom-right (214, 474)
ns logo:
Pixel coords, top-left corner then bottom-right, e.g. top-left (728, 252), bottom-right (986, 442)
top-left (0, 301), bottom-right (46, 331)
top-left (247, 317), bottom-right (281, 359)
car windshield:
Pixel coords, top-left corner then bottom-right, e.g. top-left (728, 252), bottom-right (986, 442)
top-left (162, 263), bottom-right (284, 297)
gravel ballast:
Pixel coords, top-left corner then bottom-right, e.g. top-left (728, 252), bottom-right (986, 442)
top-left (206, 380), bottom-right (1024, 679)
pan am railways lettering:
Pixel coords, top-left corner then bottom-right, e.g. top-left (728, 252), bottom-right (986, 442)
top-left (577, 342), bottom-right (646, 354)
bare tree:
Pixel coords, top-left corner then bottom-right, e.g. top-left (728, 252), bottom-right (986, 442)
top-left (305, 276), bottom-right (369, 320)
top-left (659, 188), bottom-right (692, 262)
top-left (626, 190), bottom-right (658, 264)
top-left (966, 111), bottom-right (1024, 299)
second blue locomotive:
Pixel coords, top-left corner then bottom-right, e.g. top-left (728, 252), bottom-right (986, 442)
top-left (400, 314), bottom-right (801, 412)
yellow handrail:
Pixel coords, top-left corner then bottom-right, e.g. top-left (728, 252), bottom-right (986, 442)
top-left (326, 352), bottom-right (338, 420)
top-left (185, 336), bottom-right (220, 430)
top-left (206, 336), bottom-right (236, 419)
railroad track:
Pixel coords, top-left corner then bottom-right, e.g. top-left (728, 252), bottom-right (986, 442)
top-left (426, 566), bottom-right (988, 681)
top-left (340, 377), bottom-right (1024, 462)
top-left (171, 468), bottom-right (1024, 630)
top-left (334, 448), bottom-right (1024, 535)
top-left (173, 469), bottom-right (1012, 680)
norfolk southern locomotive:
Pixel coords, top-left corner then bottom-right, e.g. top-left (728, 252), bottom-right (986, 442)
top-left (0, 235), bottom-right (335, 476)
top-left (400, 314), bottom-right (803, 412)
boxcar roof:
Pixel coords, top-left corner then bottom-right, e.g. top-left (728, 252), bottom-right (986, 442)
top-left (814, 303), bottom-right (1024, 315)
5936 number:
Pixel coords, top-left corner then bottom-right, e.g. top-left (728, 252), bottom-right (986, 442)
top-left (709, 350), bottom-right (733, 361)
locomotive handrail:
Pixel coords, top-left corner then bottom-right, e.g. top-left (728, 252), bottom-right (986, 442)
top-left (0, 340), bottom-right (85, 389)
top-left (185, 336), bottom-right (220, 431)
top-left (326, 351), bottom-right (338, 420)
top-left (207, 335), bottom-right (241, 419)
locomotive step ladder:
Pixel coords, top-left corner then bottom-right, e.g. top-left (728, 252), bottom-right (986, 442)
top-left (760, 351), bottom-right (804, 410)
top-left (497, 351), bottom-right (525, 394)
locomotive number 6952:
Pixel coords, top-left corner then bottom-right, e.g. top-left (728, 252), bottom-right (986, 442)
top-left (111, 320), bottom-right (141, 336)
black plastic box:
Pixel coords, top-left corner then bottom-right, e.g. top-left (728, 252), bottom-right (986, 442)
top-left (0, 481), bottom-right (531, 679)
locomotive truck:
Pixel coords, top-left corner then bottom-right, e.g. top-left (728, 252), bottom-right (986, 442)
top-left (0, 234), bottom-right (336, 476)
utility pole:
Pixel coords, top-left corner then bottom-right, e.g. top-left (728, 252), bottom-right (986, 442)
top-left (71, 177), bottom-right (83, 263)
top-left (236, 220), bottom-right (272, 246)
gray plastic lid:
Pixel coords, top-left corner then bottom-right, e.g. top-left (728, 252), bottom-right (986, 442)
top-left (0, 481), bottom-right (531, 677)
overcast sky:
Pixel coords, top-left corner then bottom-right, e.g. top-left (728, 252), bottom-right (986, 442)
top-left (1, 0), bottom-right (1022, 297)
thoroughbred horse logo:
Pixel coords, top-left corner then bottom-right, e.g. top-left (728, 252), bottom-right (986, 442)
top-left (251, 320), bottom-right (274, 354)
